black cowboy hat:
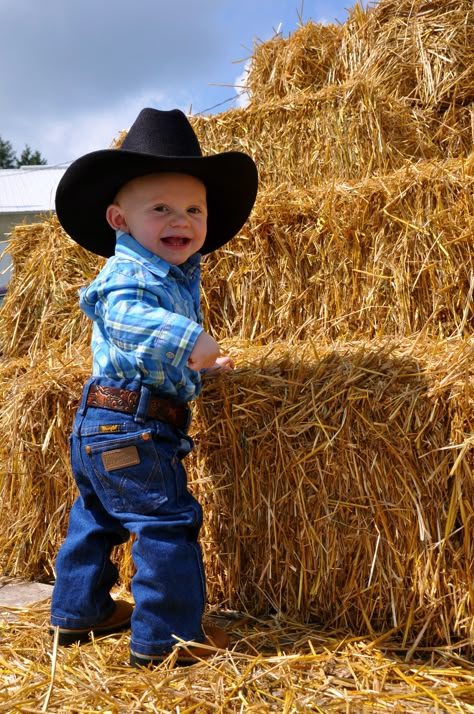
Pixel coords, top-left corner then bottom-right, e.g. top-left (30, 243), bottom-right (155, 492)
top-left (55, 108), bottom-right (258, 257)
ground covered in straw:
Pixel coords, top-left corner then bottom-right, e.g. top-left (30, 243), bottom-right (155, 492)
top-left (2, 592), bottom-right (474, 712)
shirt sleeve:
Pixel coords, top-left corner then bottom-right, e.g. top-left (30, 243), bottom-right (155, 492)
top-left (83, 273), bottom-right (204, 370)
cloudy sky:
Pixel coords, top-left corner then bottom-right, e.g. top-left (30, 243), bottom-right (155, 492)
top-left (0, 0), bottom-right (363, 166)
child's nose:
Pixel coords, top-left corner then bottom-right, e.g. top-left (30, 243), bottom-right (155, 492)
top-left (170, 209), bottom-right (189, 225)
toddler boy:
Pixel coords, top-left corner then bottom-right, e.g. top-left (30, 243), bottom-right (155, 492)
top-left (50, 107), bottom-right (258, 667)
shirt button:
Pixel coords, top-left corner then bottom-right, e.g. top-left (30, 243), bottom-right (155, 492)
top-left (166, 351), bottom-right (175, 359)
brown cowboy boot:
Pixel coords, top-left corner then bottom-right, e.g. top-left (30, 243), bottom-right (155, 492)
top-left (130, 623), bottom-right (230, 668)
top-left (51, 599), bottom-right (133, 646)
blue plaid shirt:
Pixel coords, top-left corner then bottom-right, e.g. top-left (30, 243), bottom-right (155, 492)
top-left (80, 231), bottom-right (204, 402)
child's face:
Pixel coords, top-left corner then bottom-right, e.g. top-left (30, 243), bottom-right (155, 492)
top-left (106, 172), bottom-right (207, 265)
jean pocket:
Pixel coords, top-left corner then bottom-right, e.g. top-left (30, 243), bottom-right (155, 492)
top-left (85, 430), bottom-right (168, 515)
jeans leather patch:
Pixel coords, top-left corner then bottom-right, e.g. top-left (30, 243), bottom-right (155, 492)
top-left (102, 445), bottom-right (140, 471)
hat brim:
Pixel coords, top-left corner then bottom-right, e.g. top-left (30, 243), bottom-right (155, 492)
top-left (55, 149), bottom-right (258, 257)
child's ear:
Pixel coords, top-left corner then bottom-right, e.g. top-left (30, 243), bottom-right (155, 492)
top-left (106, 204), bottom-right (127, 231)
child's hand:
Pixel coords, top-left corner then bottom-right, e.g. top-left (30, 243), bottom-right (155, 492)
top-left (215, 355), bottom-right (235, 371)
top-left (187, 331), bottom-right (221, 371)
top-left (202, 355), bottom-right (235, 378)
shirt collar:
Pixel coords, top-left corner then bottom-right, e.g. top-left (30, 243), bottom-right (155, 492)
top-left (115, 230), bottom-right (201, 276)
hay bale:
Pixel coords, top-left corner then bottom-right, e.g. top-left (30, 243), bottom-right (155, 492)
top-left (351, 0), bottom-right (474, 110)
top-left (193, 84), bottom-right (439, 191)
top-left (0, 216), bottom-right (102, 359)
top-left (201, 156), bottom-right (474, 342)
top-left (246, 0), bottom-right (474, 112)
top-left (0, 344), bottom-right (88, 575)
top-left (189, 337), bottom-right (474, 646)
top-left (246, 21), bottom-right (345, 101)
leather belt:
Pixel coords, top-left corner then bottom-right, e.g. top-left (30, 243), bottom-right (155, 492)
top-left (86, 385), bottom-right (189, 429)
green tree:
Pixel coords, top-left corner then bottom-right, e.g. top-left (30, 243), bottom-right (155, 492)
top-left (0, 137), bottom-right (47, 168)
top-left (16, 145), bottom-right (47, 167)
top-left (0, 137), bottom-right (16, 168)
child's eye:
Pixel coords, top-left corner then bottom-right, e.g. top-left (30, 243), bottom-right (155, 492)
top-left (153, 204), bottom-right (167, 212)
top-left (188, 207), bottom-right (201, 214)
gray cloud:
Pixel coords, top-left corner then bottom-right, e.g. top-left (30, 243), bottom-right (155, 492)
top-left (0, 0), bottom-right (352, 163)
top-left (0, 0), bottom-right (223, 113)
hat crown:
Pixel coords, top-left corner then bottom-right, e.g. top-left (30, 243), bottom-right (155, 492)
top-left (120, 108), bottom-right (203, 158)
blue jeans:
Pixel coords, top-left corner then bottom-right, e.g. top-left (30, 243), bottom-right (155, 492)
top-left (50, 377), bottom-right (206, 657)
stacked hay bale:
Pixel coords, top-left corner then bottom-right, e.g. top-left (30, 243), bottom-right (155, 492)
top-left (0, 0), bottom-right (473, 648)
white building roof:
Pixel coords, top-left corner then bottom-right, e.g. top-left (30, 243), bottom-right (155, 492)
top-left (0, 165), bottom-right (68, 213)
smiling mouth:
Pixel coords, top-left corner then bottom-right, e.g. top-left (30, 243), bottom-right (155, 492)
top-left (161, 237), bottom-right (191, 247)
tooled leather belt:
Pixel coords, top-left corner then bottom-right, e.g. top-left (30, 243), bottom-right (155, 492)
top-left (86, 385), bottom-right (189, 429)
